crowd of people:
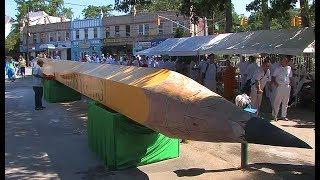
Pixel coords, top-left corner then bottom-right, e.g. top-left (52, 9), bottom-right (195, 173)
top-left (9, 51), bottom-right (309, 120)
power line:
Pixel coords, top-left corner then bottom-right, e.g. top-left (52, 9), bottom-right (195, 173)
top-left (64, 2), bottom-right (88, 7)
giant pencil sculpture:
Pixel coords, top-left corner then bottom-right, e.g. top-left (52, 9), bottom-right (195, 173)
top-left (42, 59), bottom-right (311, 148)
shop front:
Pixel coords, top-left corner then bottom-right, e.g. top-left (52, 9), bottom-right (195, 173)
top-left (72, 40), bottom-right (102, 61)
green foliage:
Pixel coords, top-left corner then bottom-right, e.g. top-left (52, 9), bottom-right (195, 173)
top-left (82, 5), bottom-right (113, 19)
top-left (5, 25), bottom-right (20, 56)
top-left (174, 27), bottom-right (187, 38)
top-left (114, 0), bottom-right (152, 13)
top-left (14, 0), bottom-right (73, 22)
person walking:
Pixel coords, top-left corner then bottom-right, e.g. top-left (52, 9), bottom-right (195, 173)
top-left (32, 59), bottom-right (48, 110)
top-left (222, 60), bottom-right (237, 101)
top-left (18, 55), bottom-right (27, 78)
top-left (271, 55), bottom-right (293, 121)
top-left (249, 58), bottom-right (271, 115)
top-left (6, 58), bottom-right (16, 82)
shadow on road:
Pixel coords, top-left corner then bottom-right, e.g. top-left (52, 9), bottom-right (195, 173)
top-left (174, 167), bottom-right (241, 177)
top-left (247, 163), bottom-right (315, 179)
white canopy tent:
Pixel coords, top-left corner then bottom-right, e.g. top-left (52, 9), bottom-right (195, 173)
top-left (166, 35), bottom-right (216, 56)
top-left (200, 27), bottom-right (315, 56)
top-left (135, 27), bottom-right (314, 57)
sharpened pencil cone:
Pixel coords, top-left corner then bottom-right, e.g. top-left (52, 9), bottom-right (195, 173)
top-left (244, 117), bottom-right (312, 149)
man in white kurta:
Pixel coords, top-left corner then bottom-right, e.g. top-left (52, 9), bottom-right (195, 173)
top-left (271, 56), bottom-right (293, 121)
top-left (204, 54), bottom-right (220, 92)
top-left (244, 56), bottom-right (259, 84)
top-left (268, 57), bottom-right (280, 106)
top-left (237, 56), bottom-right (249, 88)
top-left (250, 59), bottom-right (271, 114)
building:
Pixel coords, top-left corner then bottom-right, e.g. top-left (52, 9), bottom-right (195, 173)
top-left (21, 11), bottom-right (70, 27)
top-left (19, 11), bottom-right (71, 60)
top-left (20, 21), bottom-right (71, 60)
top-left (103, 11), bottom-right (204, 55)
top-left (70, 14), bottom-right (104, 61)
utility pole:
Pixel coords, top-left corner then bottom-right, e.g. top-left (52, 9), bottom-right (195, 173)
top-left (26, 5), bottom-right (30, 66)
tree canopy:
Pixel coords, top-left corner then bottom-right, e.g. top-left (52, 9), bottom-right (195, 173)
top-left (82, 5), bottom-right (113, 19)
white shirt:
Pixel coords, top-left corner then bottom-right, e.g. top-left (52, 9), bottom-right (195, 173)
top-left (238, 61), bottom-right (249, 75)
top-left (55, 55), bottom-right (60, 60)
top-left (245, 62), bottom-right (259, 80)
top-left (273, 66), bottom-right (292, 85)
top-left (270, 62), bottom-right (280, 76)
top-left (199, 59), bottom-right (208, 74)
top-left (205, 63), bottom-right (218, 80)
top-left (32, 66), bottom-right (43, 87)
top-left (251, 68), bottom-right (271, 90)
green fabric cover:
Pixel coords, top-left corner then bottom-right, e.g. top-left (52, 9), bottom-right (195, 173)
top-left (87, 101), bottom-right (180, 170)
top-left (44, 80), bottom-right (81, 103)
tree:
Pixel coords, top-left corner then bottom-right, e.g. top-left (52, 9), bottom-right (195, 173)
top-left (114, 0), bottom-right (152, 13)
top-left (82, 5), bottom-right (113, 19)
top-left (14, 0), bottom-right (74, 22)
top-left (5, 24), bottom-right (20, 56)
top-left (174, 27), bottom-right (187, 38)
top-left (225, 0), bottom-right (233, 32)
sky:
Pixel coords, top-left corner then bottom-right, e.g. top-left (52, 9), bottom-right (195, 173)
top-left (5, 0), bottom-right (301, 20)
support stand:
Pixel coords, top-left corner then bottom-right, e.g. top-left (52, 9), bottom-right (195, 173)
top-left (241, 143), bottom-right (248, 169)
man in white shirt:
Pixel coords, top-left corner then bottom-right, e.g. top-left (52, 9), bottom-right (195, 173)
top-left (203, 54), bottom-right (220, 92)
top-left (271, 55), bottom-right (293, 121)
top-left (250, 58), bottom-right (271, 114)
top-left (244, 56), bottom-right (259, 83)
top-left (32, 59), bottom-right (48, 110)
top-left (101, 54), bottom-right (107, 63)
top-left (237, 56), bottom-right (249, 88)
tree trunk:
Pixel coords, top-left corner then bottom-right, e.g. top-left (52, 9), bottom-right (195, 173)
top-left (261, 0), bottom-right (270, 30)
top-left (300, 0), bottom-right (310, 27)
top-left (225, 0), bottom-right (233, 33)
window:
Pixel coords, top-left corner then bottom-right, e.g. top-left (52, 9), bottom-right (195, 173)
top-left (105, 27), bottom-right (110, 38)
top-left (125, 25), bottom-right (130, 37)
top-left (76, 30), bottom-right (79, 39)
top-left (33, 33), bottom-right (37, 44)
top-left (115, 26), bottom-right (120, 37)
top-left (84, 29), bottom-right (88, 39)
top-left (40, 33), bottom-right (45, 43)
top-left (158, 22), bottom-right (164, 35)
top-left (57, 32), bottom-right (62, 41)
top-left (144, 24), bottom-right (149, 36)
top-left (138, 24), bottom-right (143, 35)
top-left (66, 31), bottom-right (70, 40)
top-left (94, 28), bottom-right (98, 38)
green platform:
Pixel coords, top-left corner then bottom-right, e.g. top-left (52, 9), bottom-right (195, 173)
top-left (87, 101), bottom-right (180, 170)
top-left (44, 80), bottom-right (82, 103)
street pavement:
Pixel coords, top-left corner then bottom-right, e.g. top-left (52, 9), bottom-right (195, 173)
top-left (5, 75), bottom-right (315, 180)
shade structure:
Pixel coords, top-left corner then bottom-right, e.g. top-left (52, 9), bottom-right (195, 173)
top-left (41, 58), bottom-right (311, 149)
top-left (166, 35), bottom-right (216, 56)
top-left (134, 46), bottom-right (156, 56)
top-left (139, 27), bottom-right (314, 57)
top-left (148, 37), bottom-right (188, 56)
top-left (200, 27), bottom-right (315, 56)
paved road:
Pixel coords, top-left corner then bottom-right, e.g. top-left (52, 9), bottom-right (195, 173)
top-left (5, 76), bottom-right (315, 179)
